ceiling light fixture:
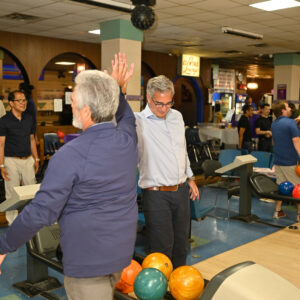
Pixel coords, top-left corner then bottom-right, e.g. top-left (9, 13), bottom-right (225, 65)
top-left (222, 27), bottom-right (263, 40)
top-left (55, 61), bottom-right (76, 66)
top-left (250, 0), bottom-right (300, 11)
top-left (88, 29), bottom-right (101, 35)
top-left (70, 0), bottom-right (133, 12)
top-left (247, 82), bottom-right (258, 89)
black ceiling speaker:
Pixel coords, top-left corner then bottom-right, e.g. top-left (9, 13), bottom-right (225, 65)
top-left (131, 0), bottom-right (156, 30)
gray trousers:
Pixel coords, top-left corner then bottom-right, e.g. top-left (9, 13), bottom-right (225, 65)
top-left (64, 272), bottom-right (121, 300)
top-left (142, 183), bottom-right (190, 269)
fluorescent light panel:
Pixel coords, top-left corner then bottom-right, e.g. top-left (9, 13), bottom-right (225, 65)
top-left (88, 29), bottom-right (101, 35)
top-left (250, 0), bottom-right (300, 11)
top-left (55, 61), bottom-right (76, 65)
top-left (91, 0), bottom-right (133, 9)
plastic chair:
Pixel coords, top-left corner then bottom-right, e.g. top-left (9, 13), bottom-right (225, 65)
top-left (199, 159), bottom-right (240, 220)
top-left (218, 149), bottom-right (242, 167)
top-left (218, 149), bottom-right (242, 176)
top-left (251, 151), bottom-right (273, 168)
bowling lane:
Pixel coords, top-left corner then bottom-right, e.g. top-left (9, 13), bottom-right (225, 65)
top-left (193, 223), bottom-right (300, 288)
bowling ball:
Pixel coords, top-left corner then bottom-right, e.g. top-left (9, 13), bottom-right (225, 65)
top-left (134, 268), bottom-right (167, 300)
top-left (115, 260), bottom-right (142, 293)
top-left (169, 266), bottom-right (204, 300)
top-left (292, 184), bottom-right (300, 199)
top-left (57, 130), bottom-right (65, 139)
top-left (142, 252), bottom-right (173, 280)
top-left (296, 165), bottom-right (300, 177)
top-left (278, 181), bottom-right (294, 195)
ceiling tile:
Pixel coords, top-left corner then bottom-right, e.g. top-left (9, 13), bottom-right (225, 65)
top-left (39, 2), bottom-right (91, 13)
top-left (0, 1), bottom-right (32, 12)
top-left (266, 18), bottom-right (300, 27)
top-left (21, 7), bottom-right (66, 18)
top-left (162, 6), bottom-right (202, 15)
top-left (214, 6), bottom-right (259, 16)
top-left (191, 0), bottom-right (243, 10)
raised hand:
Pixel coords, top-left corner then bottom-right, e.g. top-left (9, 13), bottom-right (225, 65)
top-left (106, 53), bottom-right (134, 94)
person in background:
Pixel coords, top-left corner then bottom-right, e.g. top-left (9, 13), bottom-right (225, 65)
top-left (135, 75), bottom-right (199, 269)
top-left (0, 53), bottom-right (138, 300)
top-left (0, 96), bottom-right (6, 118)
top-left (19, 82), bottom-right (37, 133)
top-left (288, 102), bottom-right (296, 119)
top-left (0, 90), bottom-right (39, 211)
top-left (238, 104), bottom-right (254, 152)
top-left (213, 102), bottom-right (223, 123)
top-left (243, 96), bottom-right (257, 111)
top-left (255, 103), bottom-right (272, 152)
top-left (271, 101), bottom-right (300, 221)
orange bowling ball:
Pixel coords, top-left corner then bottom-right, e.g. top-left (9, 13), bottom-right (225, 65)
top-left (115, 260), bottom-right (142, 293)
top-left (296, 165), bottom-right (300, 177)
top-left (142, 252), bottom-right (173, 280)
top-left (169, 266), bottom-right (204, 300)
top-left (292, 184), bottom-right (300, 199)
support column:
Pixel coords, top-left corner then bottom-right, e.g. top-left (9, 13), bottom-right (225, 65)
top-left (100, 19), bottom-right (143, 112)
top-left (274, 53), bottom-right (300, 102)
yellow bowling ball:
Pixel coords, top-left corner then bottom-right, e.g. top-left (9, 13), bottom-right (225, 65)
top-left (142, 252), bottom-right (173, 280)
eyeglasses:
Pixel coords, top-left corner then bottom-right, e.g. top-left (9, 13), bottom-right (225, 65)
top-left (152, 99), bottom-right (174, 108)
top-left (13, 99), bottom-right (27, 103)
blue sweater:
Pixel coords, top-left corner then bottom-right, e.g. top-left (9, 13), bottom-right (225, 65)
top-left (0, 94), bottom-right (138, 278)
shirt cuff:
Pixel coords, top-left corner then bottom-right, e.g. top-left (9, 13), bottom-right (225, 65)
top-left (186, 167), bottom-right (194, 179)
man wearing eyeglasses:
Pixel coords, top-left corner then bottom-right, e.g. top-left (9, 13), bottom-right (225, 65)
top-left (0, 90), bottom-right (39, 211)
top-left (135, 75), bottom-right (199, 268)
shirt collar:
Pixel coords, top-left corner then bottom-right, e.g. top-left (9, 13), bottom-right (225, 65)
top-left (142, 104), bottom-right (172, 120)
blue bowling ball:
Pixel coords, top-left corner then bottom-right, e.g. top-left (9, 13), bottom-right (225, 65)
top-left (278, 181), bottom-right (294, 195)
top-left (134, 268), bottom-right (167, 300)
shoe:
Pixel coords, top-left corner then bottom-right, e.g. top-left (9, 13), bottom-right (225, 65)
top-left (273, 210), bottom-right (286, 219)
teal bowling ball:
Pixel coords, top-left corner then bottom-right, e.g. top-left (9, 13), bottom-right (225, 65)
top-left (134, 268), bottom-right (167, 300)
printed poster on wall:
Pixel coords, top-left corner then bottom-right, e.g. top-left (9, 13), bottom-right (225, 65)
top-left (277, 84), bottom-right (287, 100)
top-left (213, 68), bottom-right (235, 92)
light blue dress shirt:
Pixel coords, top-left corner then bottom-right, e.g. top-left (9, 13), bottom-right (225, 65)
top-left (135, 105), bottom-right (193, 189)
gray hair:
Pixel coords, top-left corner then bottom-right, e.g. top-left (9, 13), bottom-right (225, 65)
top-left (74, 70), bottom-right (119, 123)
top-left (146, 75), bottom-right (174, 99)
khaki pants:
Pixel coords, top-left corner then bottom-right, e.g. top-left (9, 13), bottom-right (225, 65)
top-left (1, 156), bottom-right (36, 211)
top-left (275, 165), bottom-right (300, 186)
top-left (64, 272), bottom-right (121, 300)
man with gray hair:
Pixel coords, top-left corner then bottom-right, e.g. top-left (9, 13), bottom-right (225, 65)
top-left (0, 54), bottom-right (137, 300)
top-left (135, 75), bottom-right (198, 268)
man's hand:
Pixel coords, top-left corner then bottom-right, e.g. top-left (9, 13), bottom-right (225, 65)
top-left (105, 53), bottom-right (134, 94)
top-left (188, 180), bottom-right (199, 201)
top-left (0, 253), bottom-right (7, 275)
top-left (265, 130), bottom-right (272, 138)
top-left (0, 167), bottom-right (9, 181)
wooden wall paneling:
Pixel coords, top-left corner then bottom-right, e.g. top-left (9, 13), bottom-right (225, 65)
top-left (0, 30), bottom-right (101, 100)
top-left (142, 50), bottom-right (178, 80)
